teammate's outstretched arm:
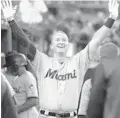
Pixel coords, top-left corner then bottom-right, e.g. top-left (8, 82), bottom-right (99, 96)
top-left (1, 0), bottom-right (36, 61)
top-left (88, 0), bottom-right (119, 60)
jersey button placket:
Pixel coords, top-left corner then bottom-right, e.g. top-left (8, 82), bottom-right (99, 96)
top-left (57, 81), bottom-right (63, 110)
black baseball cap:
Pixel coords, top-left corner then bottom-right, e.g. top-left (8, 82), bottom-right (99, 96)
top-left (3, 51), bottom-right (18, 67)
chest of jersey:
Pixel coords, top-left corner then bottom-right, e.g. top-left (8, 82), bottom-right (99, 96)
top-left (38, 58), bottom-right (84, 111)
top-left (43, 58), bottom-right (79, 80)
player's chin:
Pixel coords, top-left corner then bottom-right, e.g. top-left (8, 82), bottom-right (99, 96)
top-left (56, 48), bottom-right (67, 53)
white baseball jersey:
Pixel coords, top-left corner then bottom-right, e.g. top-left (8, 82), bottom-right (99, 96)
top-left (32, 45), bottom-right (94, 112)
top-left (5, 70), bottom-right (39, 118)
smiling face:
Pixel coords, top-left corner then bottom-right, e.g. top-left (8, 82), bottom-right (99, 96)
top-left (51, 31), bottom-right (69, 54)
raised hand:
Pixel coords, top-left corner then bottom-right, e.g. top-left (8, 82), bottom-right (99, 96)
top-left (108, 0), bottom-right (119, 20)
top-left (1, 0), bottom-right (15, 21)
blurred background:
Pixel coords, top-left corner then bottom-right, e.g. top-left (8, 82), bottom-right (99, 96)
top-left (1, 0), bottom-right (120, 66)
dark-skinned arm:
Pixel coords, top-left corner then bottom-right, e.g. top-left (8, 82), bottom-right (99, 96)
top-left (8, 20), bottom-right (36, 61)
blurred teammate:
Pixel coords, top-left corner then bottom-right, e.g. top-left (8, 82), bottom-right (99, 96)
top-left (2, 51), bottom-right (37, 79)
top-left (78, 60), bottom-right (99, 118)
top-left (2, 51), bottom-right (18, 85)
top-left (78, 42), bottom-right (119, 117)
top-left (3, 53), bottom-right (39, 118)
top-left (87, 43), bottom-right (120, 118)
top-left (1, 0), bottom-right (119, 118)
top-left (1, 73), bottom-right (18, 118)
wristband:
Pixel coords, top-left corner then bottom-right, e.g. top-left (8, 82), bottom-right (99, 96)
top-left (105, 18), bottom-right (115, 28)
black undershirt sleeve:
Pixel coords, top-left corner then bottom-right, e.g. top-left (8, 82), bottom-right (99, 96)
top-left (8, 20), bottom-right (36, 61)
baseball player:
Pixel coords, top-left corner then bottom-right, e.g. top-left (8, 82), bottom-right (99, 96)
top-left (2, 51), bottom-right (18, 92)
top-left (1, 0), bottom-right (119, 118)
top-left (2, 51), bottom-right (38, 87)
top-left (3, 53), bottom-right (39, 118)
top-left (78, 41), bottom-right (120, 117)
top-left (87, 43), bottom-right (120, 118)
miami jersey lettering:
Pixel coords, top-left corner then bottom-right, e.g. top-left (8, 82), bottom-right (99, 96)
top-left (45, 69), bottom-right (77, 80)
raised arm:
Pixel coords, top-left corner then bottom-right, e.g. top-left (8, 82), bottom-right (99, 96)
top-left (1, 0), bottom-right (36, 61)
top-left (88, 0), bottom-right (119, 60)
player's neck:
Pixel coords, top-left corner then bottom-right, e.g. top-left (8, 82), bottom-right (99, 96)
top-left (54, 52), bottom-right (67, 63)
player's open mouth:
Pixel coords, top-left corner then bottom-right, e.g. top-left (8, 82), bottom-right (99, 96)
top-left (57, 44), bottom-right (66, 48)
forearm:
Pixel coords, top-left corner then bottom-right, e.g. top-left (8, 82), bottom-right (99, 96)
top-left (8, 20), bottom-right (31, 47)
top-left (90, 25), bottom-right (110, 50)
top-left (90, 0), bottom-right (118, 49)
top-left (1, 0), bottom-right (37, 60)
top-left (8, 20), bottom-right (36, 61)
top-left (17, 97), bottom-right (38, 113)
top-left (92, 16), bottom-right (115, 46)
top-left (89, 17), bottom-right (115, 59)
top-left (92, 25), bottom-right (110, 45)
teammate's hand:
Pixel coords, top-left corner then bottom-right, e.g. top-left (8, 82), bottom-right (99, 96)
top-left (1, 0), bottom-right (15, 21)
top-left (108, 0), bottom-right (119, 20)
